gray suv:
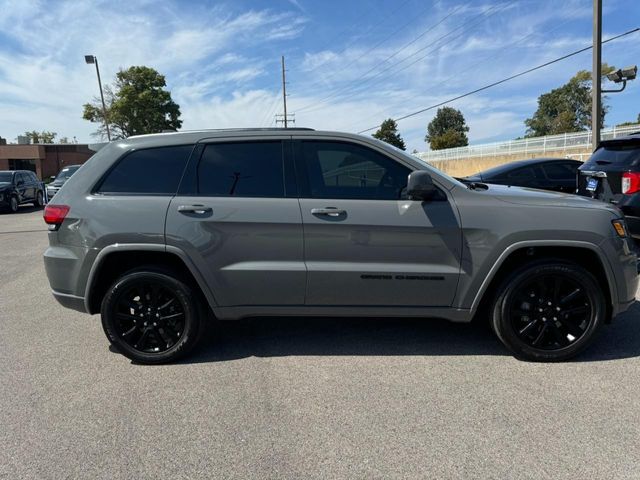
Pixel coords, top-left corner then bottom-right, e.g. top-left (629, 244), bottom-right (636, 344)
top-left (43, 129), bottom-right (639, 364)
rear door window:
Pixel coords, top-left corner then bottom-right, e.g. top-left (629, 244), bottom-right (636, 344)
top-left (196, 141), bottom-right (285, 197)
top-left (97, 145), bottom-right (193, 195)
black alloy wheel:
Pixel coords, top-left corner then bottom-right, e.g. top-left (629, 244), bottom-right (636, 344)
top-left (9, 196), bottom-right (18, 213)
top-left (101, 269), bottom-right (205, 364)
top-left (491, 261), bottom-right (605, 362)
top-left (508, 274), bottom-right (593, 350)
top-left (35, 191), bottom-right (44, 208)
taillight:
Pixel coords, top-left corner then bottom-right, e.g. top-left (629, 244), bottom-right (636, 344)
top-left (622, 172), bottom-right (640, 194)
top-left (43, 204), bottom-right (70, 227)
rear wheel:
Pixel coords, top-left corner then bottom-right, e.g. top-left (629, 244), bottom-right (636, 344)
top-left (491, 261), bottom-right (606, 362)
top-left (34, 191), bottom-right (44, 208)
top-left (101, 268), bottom-right (206, 364)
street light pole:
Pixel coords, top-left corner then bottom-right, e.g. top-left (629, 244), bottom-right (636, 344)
top-left (591, 0), bottom-right (602, 151)
top-left (84, 55), bottom-right (111, 141)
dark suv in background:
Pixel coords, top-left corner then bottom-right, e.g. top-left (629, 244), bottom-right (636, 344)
top-left (577, 133), bottom-right (640, 240)
top-left (0, 170), bottom-right (44, 213)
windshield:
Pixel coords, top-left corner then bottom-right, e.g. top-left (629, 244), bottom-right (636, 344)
top-left (56, 166), bottom-right (80, 179)
top-left (0, 172), bottom-right (13, 183)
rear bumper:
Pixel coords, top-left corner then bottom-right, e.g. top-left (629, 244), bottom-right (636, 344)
top-left (52, 290), bottom-right (88, 313)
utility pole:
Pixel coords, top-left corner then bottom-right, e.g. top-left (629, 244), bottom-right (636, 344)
top-left (281, 55), bottom-right (288, 128)
top-left (275, 55), bottom-right (295, 128)
top-left (591, 0), bottom-right (602, 151)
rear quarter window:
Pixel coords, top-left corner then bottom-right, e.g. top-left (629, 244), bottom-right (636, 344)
top-left (96, 145), bottom-right (193, 195)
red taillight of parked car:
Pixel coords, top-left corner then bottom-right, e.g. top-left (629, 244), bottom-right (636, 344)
top-left (43, 204), bottom-right (70, 226)
top-left (622, 172), bottom-right (640, 195)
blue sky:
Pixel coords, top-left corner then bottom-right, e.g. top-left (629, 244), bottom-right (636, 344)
top-left (0, 0), bottom-right (639, 151)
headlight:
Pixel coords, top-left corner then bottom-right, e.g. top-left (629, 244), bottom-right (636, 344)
top-left (612, 219), bottom-right (628, 238)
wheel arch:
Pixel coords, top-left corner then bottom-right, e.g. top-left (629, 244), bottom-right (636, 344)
top-left (470, 241), bottom-right (616, 322)
top-left (84, 244), bottom-right (218, 314)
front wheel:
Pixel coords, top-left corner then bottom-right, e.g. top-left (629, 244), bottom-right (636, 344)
top-left (491, 261), bottom-right (606, 362)
top-left (101, 269), bottom-right (206, 364)
top-left (9, 196), bottom-right (18, 213)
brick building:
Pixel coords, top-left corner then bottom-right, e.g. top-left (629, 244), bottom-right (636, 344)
top-left (0, 144), bottom-right (94, 179)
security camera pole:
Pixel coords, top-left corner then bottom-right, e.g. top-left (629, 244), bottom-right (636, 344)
top-left (591, 0), bottom-right (602, 152)
top-left (84, 55), bottom-right (111, 141)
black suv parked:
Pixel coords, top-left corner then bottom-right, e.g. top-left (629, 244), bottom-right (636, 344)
top-left (577, 133), bottom-right (640, 240)
top-left (0, 170), bottom-right (44, 213)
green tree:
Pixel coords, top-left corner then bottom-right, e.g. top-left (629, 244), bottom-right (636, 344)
top-left (24, 130), bottom-right (57, 143)
top-left (425, 107), bottom-right (469, 150)
top-left (524, 64), bottom-right (615, 137)
top-left (372, 118), bottom-right (406, 150)
top-left (83, 66), bottom-right (182, 139)
top-left (616, 113), bottom-right (640, 127)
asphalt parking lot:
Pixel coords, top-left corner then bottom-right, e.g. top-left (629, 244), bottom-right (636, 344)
top-left (1, 208), bottom-right (640, 479)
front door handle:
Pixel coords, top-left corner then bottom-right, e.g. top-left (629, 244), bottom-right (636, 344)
top-left (178, 204), bottom-right (212, 215)
top-left (311, 207), bottom-right (346, 217)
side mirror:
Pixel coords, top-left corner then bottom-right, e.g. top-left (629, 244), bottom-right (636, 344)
top-left (407, 171), bottom-right (438, 200)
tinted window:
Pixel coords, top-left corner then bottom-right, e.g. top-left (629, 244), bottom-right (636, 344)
top-left (0, 172), bottom-right (12, 183)
top-left (543, 162), bottom-right (577, 180)
top-left (16, 173), bottom-right (27, 184)
top-left (197, 142), bottom-right (284, 197)
top-left (28, 172), bottom-right (39, 182)
top-left (97, 145), bottom-right (192, 194)
top-left (507, 167), bottom-right (535, 179)
top-left (300, 141), bottom-right (410, 200)
top-left (587, 144), bottom-right (640, 167)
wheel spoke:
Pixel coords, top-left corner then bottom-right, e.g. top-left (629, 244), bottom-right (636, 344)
top-left (121, 325), bottom-right (138, 337)
top-left (159, 312), bottom-right (184, 321)
top-left (519, 319), bottom-right (538, 335)
top-left (157, 297), bottom-right (176, 311)
top-left (531, 324), bottom-right (549, 347)
top-left (562, 305), bottom-right (588, 317)
top-left (116, 312), bottom-right (139, 322)
top-left (547, 320), bottom-right (568, 346)
top-left (135, 329), bottom-right (150, 350)
top-left (557, 317), bottom-right (585, 338)
top-left (560, 288), bottom-right (581, 305)
top-left (156, 328), bottom-right (174, 348)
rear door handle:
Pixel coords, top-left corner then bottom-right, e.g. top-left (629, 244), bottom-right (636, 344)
top-left (311, 207), bottom-right (346, 217)
top-left (178, 204), bottom-right (212, 215)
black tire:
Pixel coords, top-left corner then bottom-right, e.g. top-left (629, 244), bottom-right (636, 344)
top-left (101, 268), bottom-right (206, 364)
top-left (9, 196), bottom-right (18, 213)
top-left (491, 261), bottom-right (606, 362)
top-left (34, 191), bottom-right (44, 208)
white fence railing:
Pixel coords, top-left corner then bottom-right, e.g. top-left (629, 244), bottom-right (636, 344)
top-left (417, 124), bottom-right (640, 162)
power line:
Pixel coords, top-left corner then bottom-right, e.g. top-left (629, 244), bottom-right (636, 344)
top-left (345, 5), bottom-right (581, 131)
top-left (296, 2), bottom-right (510, 114)
top-left (357, 27), bottom-right (640, 134)
top-left (292, 0), bottom-right (414, 77)
top-left (296, 0), bottom-right (441, 93)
